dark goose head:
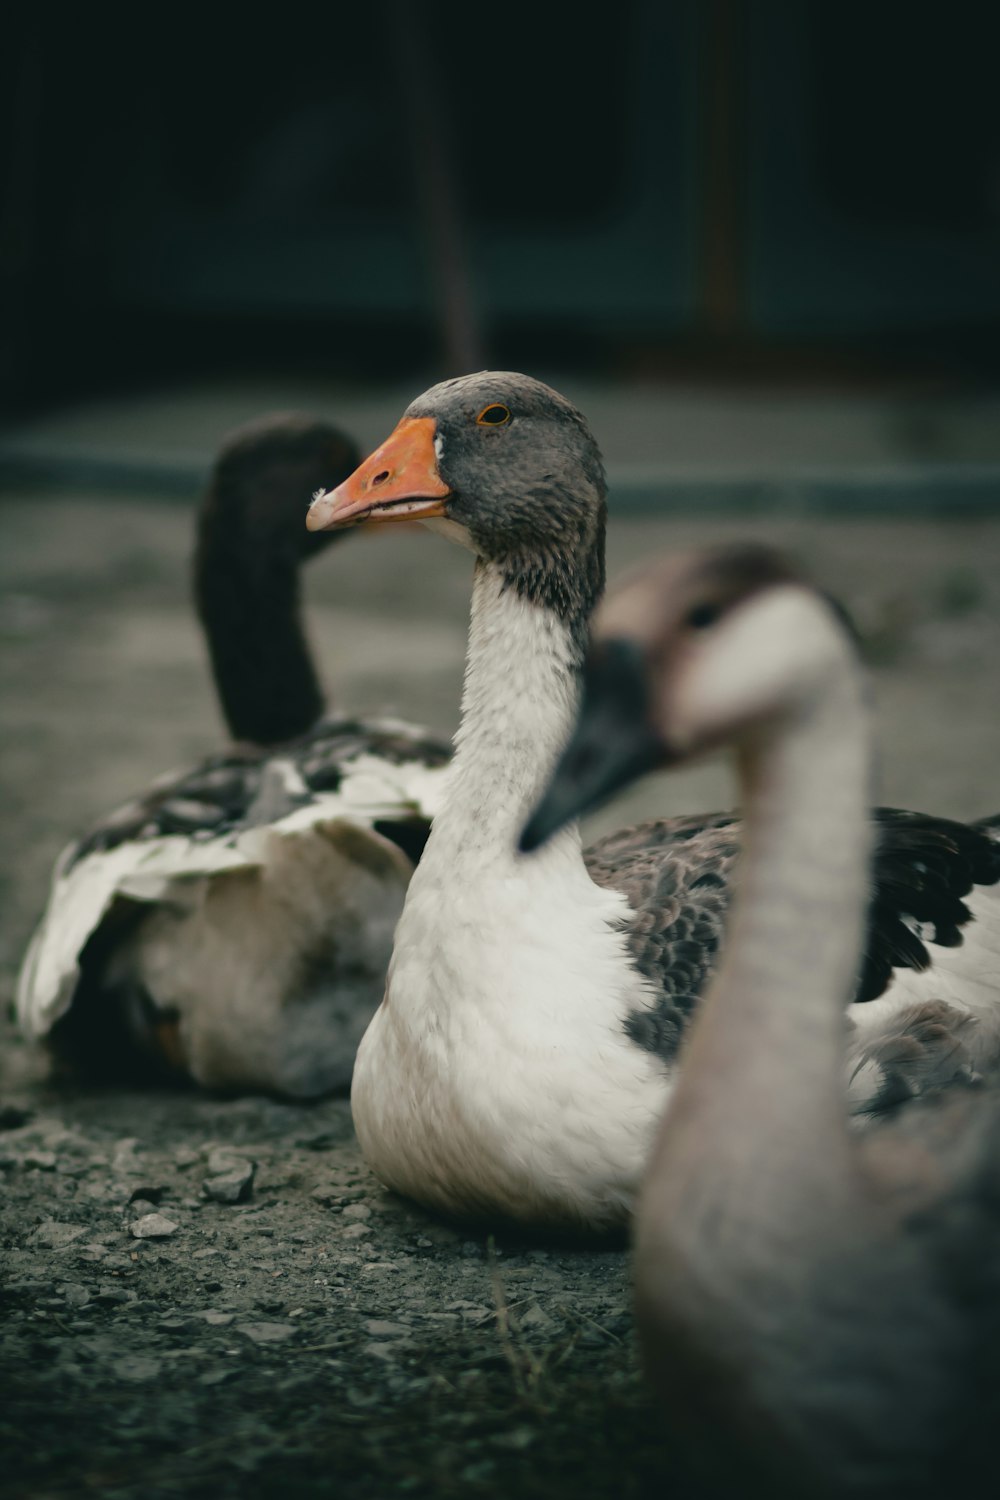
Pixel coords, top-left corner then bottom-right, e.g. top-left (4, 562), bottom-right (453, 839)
top-left (521, 545), bottom-right (838, 851)
top-left (196, 413), bottom-right (360, 747)
top-left (306, 372), bottom-right (608, 639)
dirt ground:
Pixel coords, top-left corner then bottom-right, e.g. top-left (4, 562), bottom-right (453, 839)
top-left (2, 485), bottom-right (999, 1499)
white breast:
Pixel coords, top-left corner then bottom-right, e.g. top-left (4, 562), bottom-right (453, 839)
top-left (350, 577), bottom-right (668, 1228)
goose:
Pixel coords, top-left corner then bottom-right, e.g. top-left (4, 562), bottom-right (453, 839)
top-left (16, 413), bottom-right (450, 1098)
top-left (304, 370), bottom-right (1000, 1228)
top-left (525, 544), bottom-right (1000, 1496)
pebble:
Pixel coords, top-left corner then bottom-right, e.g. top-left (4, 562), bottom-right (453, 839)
top-left (518, 1303), bottom-right (554, 1331)
top-left (203, 1161), bottom-right (255, 1204)
top-left (23, 1150), bottom-right (57, 1171)
top-left (364, 1320), bottom-right (410, 1338)
top-left (129, 1213), bottom-right (179, 1240)
top-left (365, 1341), bottom-right (404, 1362)
top-left (309, 1185), bottom-right (341, 1204)
top-left (206, 1148), bottom-right (251, 1175)
top-left (199, 1310), bottom-right (235, 1326)
top-left (97, 1285), bottom-right (139, 1304)
top-left (113, 1355), bottom-right (162, 1382)
top-left (340, 1222), bottom-right (372, 1240)
top-left (493, 1427), bottom-right (536, 1452)
top-left (174, 1146), bottom-right (201, 1169)
top-left (342, 1203), bottom-right (371, 1221)
top-left (59, 1283), bottom-right (91, 1307)
top-left (29, 1221), bottom-right (87, 1249)
top-left (234, 1322), bottom-right (296, 1344)
top-left (128, 1198), bottom-right (160, 1218)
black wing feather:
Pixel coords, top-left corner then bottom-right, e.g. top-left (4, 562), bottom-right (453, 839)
top-left (587, 807), bottom-right (1000, 1066)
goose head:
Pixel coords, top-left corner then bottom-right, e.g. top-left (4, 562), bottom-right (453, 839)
top-left (306, 371), bottom-right (608, 625)
top-left (204, 412), bottom-right (361, 567)
top-left (521, 544), bottom-right (858, 850)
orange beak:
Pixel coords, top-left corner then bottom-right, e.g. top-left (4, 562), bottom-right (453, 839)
top-left (306, 416), bottom-right (450, 532)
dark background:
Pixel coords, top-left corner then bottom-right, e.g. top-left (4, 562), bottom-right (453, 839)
top-left (3, 0), bottom-right (999, 417)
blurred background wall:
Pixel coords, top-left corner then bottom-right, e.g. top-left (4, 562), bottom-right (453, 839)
top-left (3, 0), bottom-right (998, 416)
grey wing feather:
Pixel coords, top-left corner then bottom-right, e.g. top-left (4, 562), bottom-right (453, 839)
top-left (585, 813), bottom-right (742, 1064)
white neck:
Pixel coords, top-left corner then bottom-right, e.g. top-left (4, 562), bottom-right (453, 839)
top-left (429, 561), bottom-right (585, 868)
top-left (644, 653), bottom-right (872, 1227)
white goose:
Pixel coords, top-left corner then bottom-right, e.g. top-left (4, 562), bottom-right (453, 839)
top-left (17, 414), bottom-right (449, 1097)
top-left (305, 371), bottom-right (1000, 1228)
top-left (528, 545), bottom-right (1000, 1496)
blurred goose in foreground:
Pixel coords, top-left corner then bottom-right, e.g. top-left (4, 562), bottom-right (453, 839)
top-left (17, 414), bottom-right (450, 1098)
top-left (306, 371), bottom-right (1000, 1228)
top-left (525, 545), bottom-right (1000, 1496)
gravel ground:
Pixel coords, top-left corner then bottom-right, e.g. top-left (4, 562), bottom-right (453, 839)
top-left (1, 486), bottom-right (999, 1498)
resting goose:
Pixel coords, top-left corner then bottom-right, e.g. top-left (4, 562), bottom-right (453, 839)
top-left (526, 545), bottom-right (1000, 1496)
top-left (305, 371), bottom-right (1000, 1228)
top-left (17, 414), bottom-right (450, 1098)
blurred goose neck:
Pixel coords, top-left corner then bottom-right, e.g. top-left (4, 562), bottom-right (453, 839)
top-left (648, 657), bottom-right (873, 1209)
top-left (195, 510), bottom-right (324, 748)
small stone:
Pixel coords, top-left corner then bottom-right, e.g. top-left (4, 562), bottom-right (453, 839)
top-left (23, 1150), bottom-right (57, 1171)
top-left (342, 1203), bottom-right (371, 1221)
top-left (461, 1461), bottom-right (496, 1484)
top-left (364, 1320), bottom-right (410, 1338)
top-left (416, 1223), bottom-right (460, 1247)
top-left (203, 1161), bottom-right (255, 1204)
top-left (98, 1254), bottom-right (133, 1271)
top-left (518, 1304), bottom-right (553, 1331)
top-left (127, 1199), bottom-right (159, 1218)
top-left (446, 1300), bottom-right (491, 1321)
top-left (364, 1341), bottom-right (402, 1362)
top-left (29, 1221), bottom-right (87, 1249)
top-left (174, 1146), bottom-right (200, 1169)
top-left (309, 1185), bottom-right (341, 1204)
top-left (199, 1310), bottom-right (235, 1326)
top-left (59, 1283), bottom-right (91, 1307)
top-left (97, 1285), bottom-right (139, 1305)
top-left (234, 1322), bottom-right (296, 1344)
top-left (206, 1148), bottom-right (249, 1175)
top-left (340, 1221), bottom-right (372, 1240)
top-left (56, 1159), bottom-right (95, 1178)
top-left (493, 1427), bottom-right (536, 1452)
top-left (113, 1355), bottom-right (162, 1382)
top-left (129, 1212), bottom-right (179, 1240)
top-left (199, 1368), bottom-right (238, 1386)
top-left (295, 1131), bottom-right (339, 1151)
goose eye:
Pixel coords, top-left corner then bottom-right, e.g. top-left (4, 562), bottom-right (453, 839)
top-left (686, 601), bottom-right (721, 630)
top-left (476, 403), bottom-right (511, 427)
